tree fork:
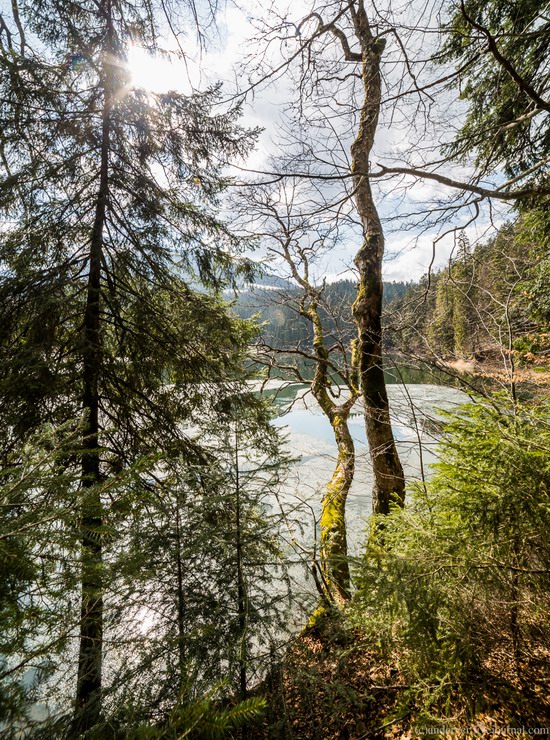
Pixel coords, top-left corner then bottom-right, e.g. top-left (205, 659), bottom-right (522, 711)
top-left (272, 226), bottom-right (358, 602)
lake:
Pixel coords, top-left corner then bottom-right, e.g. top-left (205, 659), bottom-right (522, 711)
top-left (263, 382), bottom-right (467, 570)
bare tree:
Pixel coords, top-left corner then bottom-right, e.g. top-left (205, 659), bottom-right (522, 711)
top-left (241, 2), bottom-right (410, 513)
top-left (236, 180), bottom-right (360, 601)
top-left (232, 0), bottom-right (549, 514)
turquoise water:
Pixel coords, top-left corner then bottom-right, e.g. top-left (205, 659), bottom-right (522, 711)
top-left (265, 382), bottom-right (467, 559)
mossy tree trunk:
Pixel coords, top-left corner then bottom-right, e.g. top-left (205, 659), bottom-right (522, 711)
top-left (350, 5), bottom-right (405, 515)
top-left (307, 305), bottom-right (358, 603)
top-left (272, 232), bottom-right (360, 602)
top-left (319, 408), bottom-right (355, 602)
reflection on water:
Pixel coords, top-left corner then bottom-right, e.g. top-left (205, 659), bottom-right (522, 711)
top-left (266, 382), bottom-right (467, 559)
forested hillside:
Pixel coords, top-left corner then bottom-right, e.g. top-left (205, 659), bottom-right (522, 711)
top-left (386, 210), bottom-right (550, 380)
top-left (233, 279), bottom-right (410, 350)
top-left (234, 214), bottom-right (550, 387)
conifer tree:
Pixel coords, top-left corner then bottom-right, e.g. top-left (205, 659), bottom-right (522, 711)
top-left (0, 421), bottom-right (82, 729)
top-left (439, 0), bottom-right (549, 185)
top-left (78, 397), bottom-right (292, 735)
top-left (0, 0), bottom-right (262, 732)
top-left (428, 277), bottom-right (456, 357)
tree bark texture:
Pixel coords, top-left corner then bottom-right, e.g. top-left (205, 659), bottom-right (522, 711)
top-left (309, 308), bottom-right (355, 602)
top-left (234, 431), bottom-right (248, 706)
top-left (350, 5), bottom-right (405, 515)
top-left (175, 494), bottom-right (186, 687)
top-left (279, 239), bottom-right (358, 601)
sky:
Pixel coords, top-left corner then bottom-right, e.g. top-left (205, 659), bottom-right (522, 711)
top-left (5, 0), bottom-right (510, 284)
top-left (157, 0), bottom-right (509, 283)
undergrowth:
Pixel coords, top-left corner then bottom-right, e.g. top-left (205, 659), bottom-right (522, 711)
top-left (259, 396), bottom-right (550, 738)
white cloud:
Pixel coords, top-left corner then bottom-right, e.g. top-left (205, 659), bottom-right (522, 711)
top-left (145, 1), bottom-right (513, 287)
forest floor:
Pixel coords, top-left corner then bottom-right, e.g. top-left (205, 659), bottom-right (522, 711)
top-left (253, 614), bottom-right (550, 739)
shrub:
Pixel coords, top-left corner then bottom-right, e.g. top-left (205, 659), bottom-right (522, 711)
top-left (351, 395), bottom-right (550, 725)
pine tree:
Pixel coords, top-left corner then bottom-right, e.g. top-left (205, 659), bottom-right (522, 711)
top-left (439, 0), bottom-right (550, 183)
top-left (0, 420), bottom-right (81, 729)
top-left (87, 396), bottom-right (292, 734)
top-left (428, 275), bottom-right (456, 357)
top-left (450, 233), bottom-right (477, 358)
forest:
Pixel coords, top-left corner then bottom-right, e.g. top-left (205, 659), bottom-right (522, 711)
top-left (0, 0), bottom-right (548, 737)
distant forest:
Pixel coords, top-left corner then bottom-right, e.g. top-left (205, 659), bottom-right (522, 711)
top-left (232, 278), bottom-right (411, 349)
top-left (386, 213), bottom-right (550, 371)
top-left (238, 212), bottom-right (550, 378)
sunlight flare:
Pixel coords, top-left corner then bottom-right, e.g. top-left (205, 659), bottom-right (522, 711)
top-left (127, 45), bottom-right (187, 94)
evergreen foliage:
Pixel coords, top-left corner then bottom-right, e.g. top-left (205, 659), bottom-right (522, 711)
top-left (0, 420), bottom-right (82, 729)
top-left (351, 395), bottom-right (550, 725)
top-left (439, 0), bottom-right (550, 183)
top-left (1, 0), bottom-right (549, 734)
top-left (233, 279), bottom-right (409, 353)
top-left (0, 0), bottom-right (291, 734)
top-left (389, 216), bottom-right (549, 370)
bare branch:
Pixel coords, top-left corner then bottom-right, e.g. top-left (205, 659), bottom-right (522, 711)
top-left (373, 157), bottom-right (550, 200)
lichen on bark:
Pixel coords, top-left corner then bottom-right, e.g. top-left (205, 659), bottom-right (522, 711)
top-left (350, 6), bottom-right (405, 515)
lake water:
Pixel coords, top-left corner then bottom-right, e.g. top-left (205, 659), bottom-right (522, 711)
top-left (264, 382), bottom-right (467, 569)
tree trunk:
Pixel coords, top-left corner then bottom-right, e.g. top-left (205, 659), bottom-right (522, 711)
top-left (309, 310), bottom-right (354, 601)
top-left (320, 411), bottom-right (354, 602)
top-left (278, 239), bottom-right (357, 603)
top-left (350, 9), bottom-right (405, 515)
top-left (175, 493), bottom-right (186, 688)
top-left (234, 430), bottom-right (247, 705)
top-left (74, 0), bottom-right (113, 730)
